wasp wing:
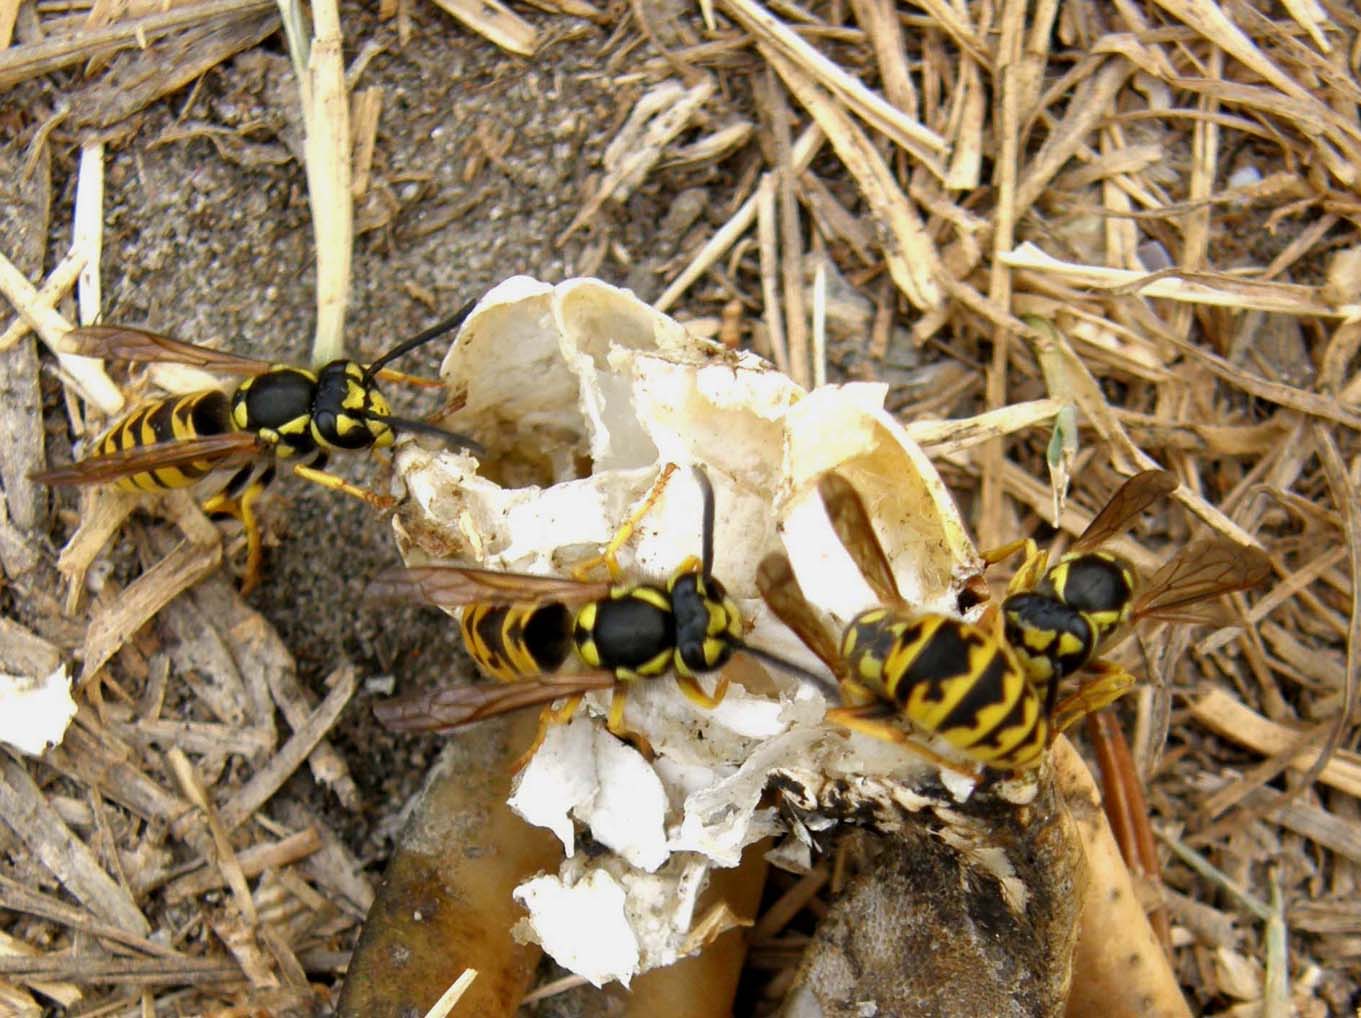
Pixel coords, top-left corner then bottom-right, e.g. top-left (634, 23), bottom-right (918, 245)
top-left (1133, 540), bottom-right (1271, 622)
top-left (365, 565), bottom-right (612, 608)
top-left (31, 432), bottom-right (264, 485)
top-left (818, 472), bottom-right (902, 606)
top-left (63, 326), bottom-right (277, 376)
top-left (373, 672), bottom-right (618, 732)
top-left (757, 552), bottom-right (847, 681)
top-left (1071, 470), bottom-right (1179, 554)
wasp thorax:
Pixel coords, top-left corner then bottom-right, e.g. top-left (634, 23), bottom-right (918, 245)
top-left (670, 572), bottom-right (740, 674)
top-left (1037, 551), bottom-right (1135, 644)
top-left (232, 367), bottom-right (318, 456)
top-left (573, 587), bottom-right (676, 679)
top-left (1001, 590), bottom-right (1095, 683)
top-left (311, 361), bottom-right (392, 451)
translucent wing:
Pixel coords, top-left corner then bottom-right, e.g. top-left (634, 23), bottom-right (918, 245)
top-left (1071, 470), bottom-right (1179, 554)
top-left (365, 565), bottom-right (612, 608)
top-left (757, 552), bottom-right (847, 680)
top-left (373, 672), bottom-right (617, 732)
top-left (31, 432), bottom-right (263, 485)
top-left (63, 326), bottom-right (277, 375)
top-left (818, 472), bottom-right (902, 606)
top-left (1133, 540), bottom-right (1271, 622)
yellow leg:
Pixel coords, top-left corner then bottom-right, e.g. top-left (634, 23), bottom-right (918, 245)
top-left (674, 673), bottom-right (730, 710)
top-left (291, 462), bottom-right (396, 511)
top-left (373, 366), bottom-right (443, 389)
top-left (980, 537), bottom-right (1031, 566)
top-left (978, 601), bottom-right (1002, 639)
top-left (1051, 660), bottom-right (1137, 736)
top-left (826, 704), bottom-right (982, 781)
top-left (837, 677), bottom-right (879, 709)
top-left (572, 463), bottom-right (679, 581)
top-left (604, 685), bottom-right (655, 758)
top-left (510, 694), bottom-right (585, 773)
top-left (202, 482), bottom-right (266, 595)
top-left (980, 537), bottom-right (1049, 595)
top-left (1010, 547), bottom-right (1052, 595)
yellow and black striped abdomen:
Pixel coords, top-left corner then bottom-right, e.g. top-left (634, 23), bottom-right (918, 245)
top-left (96, 390), bottom-right (235, 493)
top-left (460, 602), bottom-right (574, 682)
top-left (842, 608), bottom-right (1047, 770)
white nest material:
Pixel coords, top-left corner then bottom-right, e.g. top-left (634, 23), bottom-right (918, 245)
top-left (389, 276), bottom-right (987, 987)
top-left (0, 666), bottom-right (76, 756)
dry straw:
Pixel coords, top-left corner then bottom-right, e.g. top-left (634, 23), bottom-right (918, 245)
top-left (2, 0), bottom-right (1359, 1014)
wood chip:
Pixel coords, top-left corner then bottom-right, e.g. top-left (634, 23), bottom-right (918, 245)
top-left (350, 86), bottom-right (383, 199)
top-left (1190, 688), bottom-right (1361, 800)
top-left (761, 44), bottom-right (943, 312)
top-left (426, 0), bottom-right (537, 56)
top-left (164, 827), bottom-right (322, 903)
top-left (0, 756), bottom-right (150, 936)
top-left (0, 247), bottom-right (122, 415)
top-left (69, 13), bottom-right (280, 130)
top-left (656, 126), bottom-right (822, 312)
top-left (718, 0), bottom-right (944, 168)
top-left (558, 78), bottom-right (715, 243)
top-left (218, 664), bottom-right (356, 831)
top-left (0, 0), bottom-right (277, 91)
top-left (79, 524), bottom-right (223, 686)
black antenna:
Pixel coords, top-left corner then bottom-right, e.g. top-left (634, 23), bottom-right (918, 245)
top-left (693, 465), bottom-right (716, 580)
top-left (731, 640), bottom-right (842, 696)
top-left (365, 298), bottom-right (478, 378)
top-left (362, 412), bottom-right (486, 456)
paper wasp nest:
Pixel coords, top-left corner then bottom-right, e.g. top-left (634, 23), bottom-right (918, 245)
top-left (388, 277), bottom-right (1083, 1001)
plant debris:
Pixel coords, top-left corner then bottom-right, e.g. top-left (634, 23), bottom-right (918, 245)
top-left (2, 0), bottom-right (1358, 1015)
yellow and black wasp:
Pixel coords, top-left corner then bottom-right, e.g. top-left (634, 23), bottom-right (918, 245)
top-left (983, 469), bottom-right (1272, 731)
top-left (758, 472), bottom-right (1047, 774)
top-left (32, 303), bottom-right (481, 591)
top-left (368, 465), bottom-right (832, 762)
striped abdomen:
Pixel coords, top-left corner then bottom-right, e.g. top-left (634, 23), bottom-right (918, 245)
top-left (460, 602), bottom-right (574, 681)
top-left (841, 608), bottom-right (1047, 770)
top-left (96, 390), bottom-right (234, 493)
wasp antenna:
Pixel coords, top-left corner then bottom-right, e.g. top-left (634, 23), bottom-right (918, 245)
top-left (364, 412), bottom-right (485, 456)
top-left (365, 298), bottom-right (478, 378)
top-left (732, 639), bottom-right (841, 696)
top-left (693, 465), bottom-right (716, 580)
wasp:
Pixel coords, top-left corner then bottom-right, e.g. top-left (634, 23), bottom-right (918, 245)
top-left (758, 472), bottom-right (1047, 774)
top-left (32, 303), bottom-right (482, 592)
top-left (369, 466), bottom-right (831, 762)
top-left (983, 469), bottom-right (1272, 731)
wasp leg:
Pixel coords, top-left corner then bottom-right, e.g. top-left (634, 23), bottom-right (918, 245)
top-left (825, 704), bottom-right (982, 780)
top-left (979, 537), bottom-right (1031, 565)
top-left (977, 600), bottom-right (1002, 637)
top-left (980, 537), bottom-right (1048, 595)
top-left (837, 677), bottom-right (879, 708)
top-left (1050, 660), bottom-right (1137, 735)
top-left (571, 463), bottom-right (679, 581)
top-left (372, 366), bottom-right (443, 389)
top-left (291, 462), bottom-right (397, 511)
top-left (604, 684), bottom-right (655, 758)
top-left (202, 481), bottom-right (266, 595)
top-left (673, 672), bottom-right (730, 710)
top-left (510, 694), bottom-right (586, 773)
